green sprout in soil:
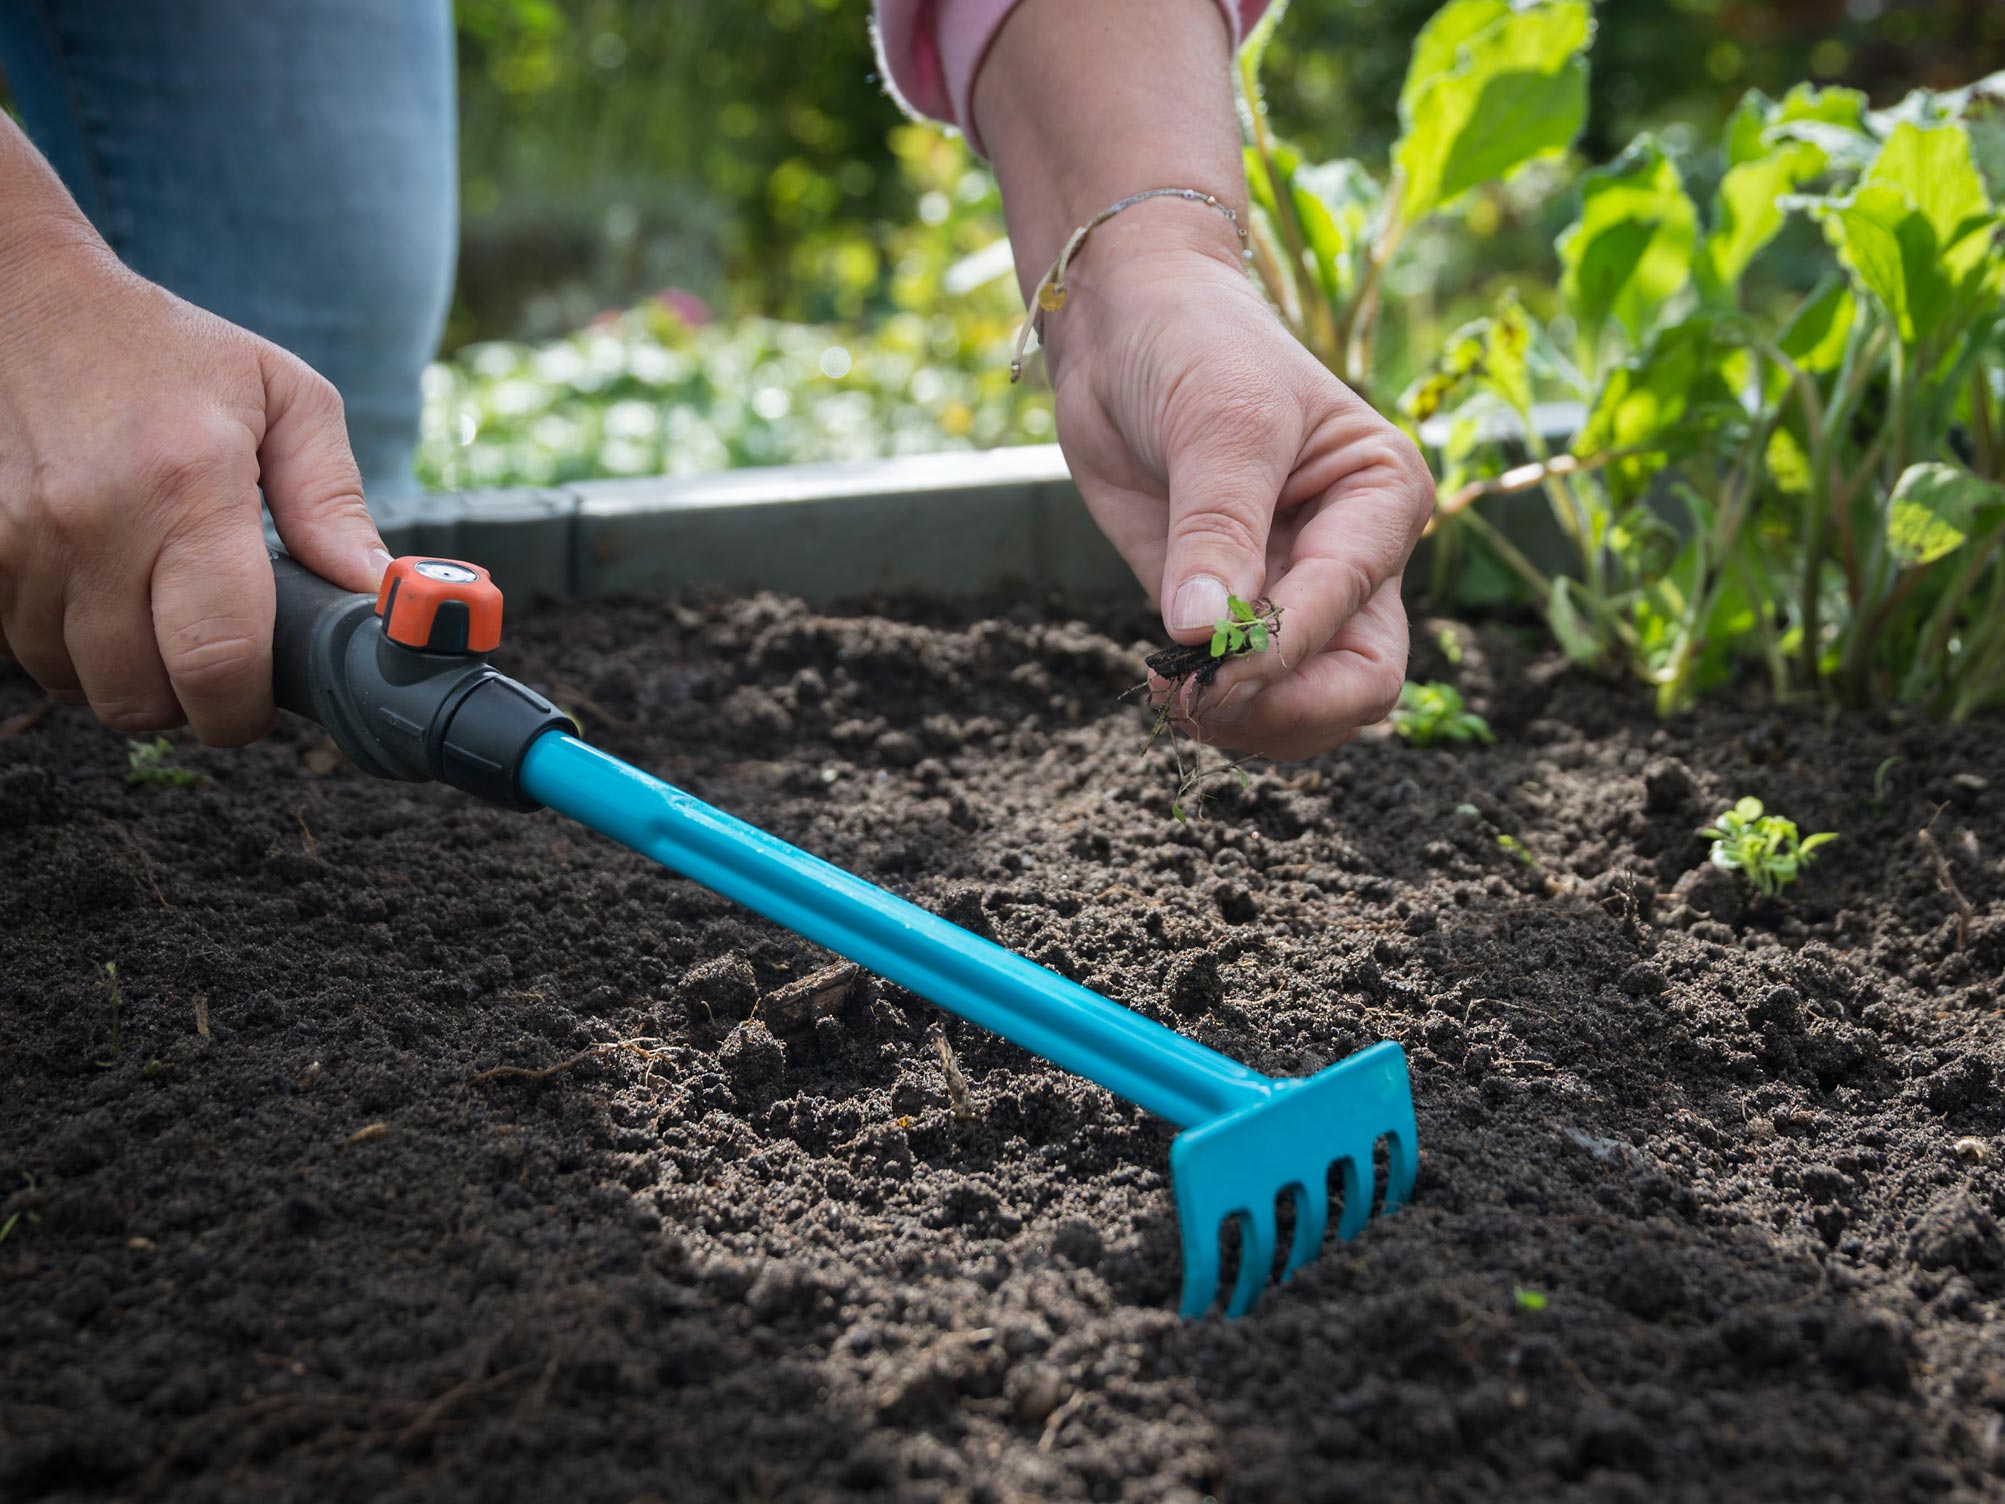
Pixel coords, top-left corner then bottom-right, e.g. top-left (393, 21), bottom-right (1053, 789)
top-left (1392, 681), bottom-right (1493, 748)
top-left (1700, 797), bottom-right (1837, 898)
top-left (1514, 1287), bottom-right (1549, 1313)
top-left (1871, 756), bottom-right (1903, 816)
top-left (126, 737), bottom-right (207, 789)
top-left (94, 961), bottom-right (124, 1068)
top-left (1140, 595), bottom-right (1282, 822)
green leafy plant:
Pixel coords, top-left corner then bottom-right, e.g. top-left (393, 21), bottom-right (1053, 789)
top-left (1429, 83), bottom-right (2005, 717)
top-left (1238, 0), bottom-right (1593, 400)
top-left (1391, 680), bottom-right (1494, 746)
top-left (1210, 594), bottom-right (1273, 659)
top-left (1140, 597), bottom-right (1283, 822)
top-left (1700, 797), bottom-right (1838, 897)
top-left (1514, 1287), bottom-right (1550, 1313)
top-left (126, 738), bottom-right (206, 789)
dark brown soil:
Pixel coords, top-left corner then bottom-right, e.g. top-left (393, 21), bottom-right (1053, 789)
top-left (3, 592), bottom-right (2003, 1504)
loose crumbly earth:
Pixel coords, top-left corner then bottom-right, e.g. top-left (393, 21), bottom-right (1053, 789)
top-left (2, 592), bottom-right (2003, 1504)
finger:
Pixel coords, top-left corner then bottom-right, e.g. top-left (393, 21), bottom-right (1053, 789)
top-left (1, 576), bottom-right (85, 703)
top-left (1206, 428), bottom-right (1431, 703)
top-left (257, 345), bottom-right (389, 595)
top-left (64, 556), bottom-right (183, 732)
top-left (1199, 579), bottom-right (1410, 760)
top-left (1159, 388), bottom-right (1295, 643)
top-left (152, 511), bottom-right (277, 746)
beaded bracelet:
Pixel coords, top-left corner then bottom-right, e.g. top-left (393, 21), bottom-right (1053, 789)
top-left (1009, 187), bottom-right (1253, 383)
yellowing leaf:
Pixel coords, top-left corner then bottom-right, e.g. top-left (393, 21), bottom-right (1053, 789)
top-left (1886, 462), bottom-right (2005, 567)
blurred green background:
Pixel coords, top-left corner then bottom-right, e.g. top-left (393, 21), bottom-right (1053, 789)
top-left (425, 0), bottom-right (2005, 489)
top-left (453, 0), bottom-right (2005, 341)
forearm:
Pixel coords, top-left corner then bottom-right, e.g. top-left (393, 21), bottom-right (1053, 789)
top-left (972, 0), bottom-right (1248, 311)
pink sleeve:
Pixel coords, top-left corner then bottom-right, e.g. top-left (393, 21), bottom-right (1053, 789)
top-left (873, 0), bottom-right (1271, 157)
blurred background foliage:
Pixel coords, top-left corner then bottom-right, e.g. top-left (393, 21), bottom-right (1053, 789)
top-left (451, 0), bottom-right (2005, 341)
top-left (339, 0), bottom-right (2005, 485)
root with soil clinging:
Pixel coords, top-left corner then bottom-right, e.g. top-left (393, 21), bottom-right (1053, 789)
top-left (1918, 809), bottom-right (1974, 949)
top-left (1134, 596), bottom-right (1280, 822)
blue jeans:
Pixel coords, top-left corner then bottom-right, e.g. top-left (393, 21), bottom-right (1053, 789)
top-left (0, 0), bottom-right (456, 515)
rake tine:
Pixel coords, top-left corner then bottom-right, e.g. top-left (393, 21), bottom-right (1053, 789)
top-left (1281, 1177), bottom-right (1326, 1281)
top-left (1382, 1129), bottom-right (1419, 1211)
top-left (1178, 1219), bottom-right (1223, 1318)
top-left (1225, 1203), bottom-right (1279, 1318)
top-left (1333, 1151), bottom-right (1371, 1240)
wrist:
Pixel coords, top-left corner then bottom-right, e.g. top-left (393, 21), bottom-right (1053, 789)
top-left (1031, 196), bottom-right (1251, 381)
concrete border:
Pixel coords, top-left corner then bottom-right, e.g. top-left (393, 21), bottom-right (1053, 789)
top-left (383, 406), bottom-right (1585, 605)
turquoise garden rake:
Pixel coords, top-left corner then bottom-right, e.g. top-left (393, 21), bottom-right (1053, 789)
top-left (271, 551), bottom-right (1418, 1316)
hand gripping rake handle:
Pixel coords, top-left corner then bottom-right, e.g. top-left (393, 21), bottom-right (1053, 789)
top-left (272, 551), bottom-right (1417, 1316)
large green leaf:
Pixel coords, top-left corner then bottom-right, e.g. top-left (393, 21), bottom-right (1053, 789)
top-left (1575, 316), bottom-right (1744, 500)
top-left (1886, 462), bottom-right (2005, 566)
top-left (1725, 83), bottom-right (1867, 167)
top-left (1559, 137), bottom-right (1698, 347)
top-left (1867, 121), bottom-right (1993, 287)
top-left (1699, 140), bottom-right (1826, 299)
top-left (1804, 123), bottom-right (2000, 346)
top-left (1392, 0), bottom-right (1591, 229)
top-left (1776, 276), bottom-right (1855, 375)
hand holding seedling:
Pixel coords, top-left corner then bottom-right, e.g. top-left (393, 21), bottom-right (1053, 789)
top-left (0, 115), bottom-right (389, 746)
top-left (975, 0), bottom-right (1435, 763)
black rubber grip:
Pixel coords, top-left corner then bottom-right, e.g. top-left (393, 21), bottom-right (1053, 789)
top-left (267, 551), bottom-right (571, 810)
top-left (272, 551), bottom-right (367, 723)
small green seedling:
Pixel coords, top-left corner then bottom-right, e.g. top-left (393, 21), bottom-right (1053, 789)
top-left (1392, 681), bottom-right (1493, 748)
top-left (1209, 594), bottom-right (1271, 660)
top-left (1137, 596), bottom-right (1283, 823)
top-left (1700, 797), bottom-right (1836, 898)
top-left (1871, 756), bottom-right (1903, 816)
top-left (94, 961), bottom-right (124, 1068)
top-left (126, 737), bottom-right (207, 789)
top-left (1514, 1287), bottom-right (1549, 1313)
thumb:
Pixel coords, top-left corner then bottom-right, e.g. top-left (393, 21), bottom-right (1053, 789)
top-left (1159, 420), bottom-right (1291, 644)
top-left (256, 344), bottom-right (390, 595)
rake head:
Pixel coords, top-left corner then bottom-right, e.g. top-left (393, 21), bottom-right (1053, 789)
top-left (1169, 1041), bottom-right (1417, 1318)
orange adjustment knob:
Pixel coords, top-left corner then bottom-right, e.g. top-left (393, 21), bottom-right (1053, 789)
top-left (376, 557), bottom-right (504, 654)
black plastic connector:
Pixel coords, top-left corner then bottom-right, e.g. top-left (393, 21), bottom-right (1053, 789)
top-left (271, 552), bottom-right (571, 809)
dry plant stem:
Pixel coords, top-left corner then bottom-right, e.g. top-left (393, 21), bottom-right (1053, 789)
top-left (1433, 447), bottom-right (1639, 527)
top-left (103, 817), bottom-right (171, 909)
top-left (467, 1037), bottom-right (681, 1086)
top-left (930, 1023), bottom-right (977, 1122)
top-left (1918, 815), bottom-right (1974, 949)
top-left (0, 696), bottom-right (54, 739)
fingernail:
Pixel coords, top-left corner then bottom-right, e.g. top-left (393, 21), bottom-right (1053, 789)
top-left (368, 546), bottom-right (393, 577)
top-left (1206, 680), bottom-right (1265, 727)
top-left (1170, 575), bottom-right (1230, 633)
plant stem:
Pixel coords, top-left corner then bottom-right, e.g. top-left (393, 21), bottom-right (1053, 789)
top-left (1238, 51), bottom-right (1335, 366)
top-left (1460, 508), bottom-right (1552, 599)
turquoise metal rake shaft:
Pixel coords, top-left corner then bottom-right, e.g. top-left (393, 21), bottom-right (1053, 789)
top-left (519, 732), bottom-right (1417, 1317)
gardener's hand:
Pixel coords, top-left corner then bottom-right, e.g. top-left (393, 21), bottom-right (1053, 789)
top-left (975, 0), bottom-right (1433, 760)
top-left (1041, 213), bottom-right (1431, 760)
top-left (0, 123), bottom-right (389, 746)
